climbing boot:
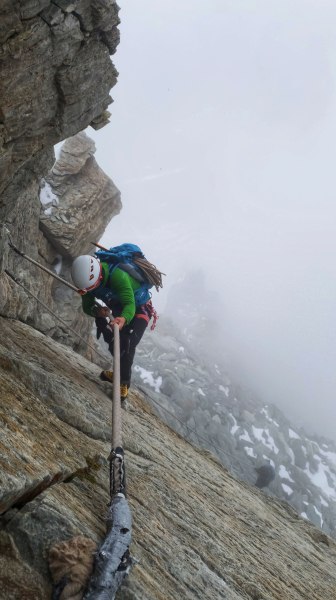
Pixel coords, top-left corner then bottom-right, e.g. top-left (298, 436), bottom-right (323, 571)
top-left (100, 370), bottom-right (113, 383)
top-left (120, 384), bottom-right (129, 401)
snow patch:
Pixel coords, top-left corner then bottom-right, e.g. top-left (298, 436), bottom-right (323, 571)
top-left (260, 406), bottom-right (279, 427)
top-left (279, 464), bottom-right (294, 482)
top-left (54, 142), bottom-right (63, 160)
top-left (281, 484), bottom-right (293, 495)
top-left (244, 446), bottom-right (257, 458)
top-left (288, 428), bottom-right (300, 440)
top-left (240, 430), bottom-right (253, 444)
top-left (304, 461), bottom-right (336, 501)
top-left (230, 415), bottom-right (239, 435)
top-left (134, 366), bottom-right (162, 393)
top-left (39, 180), bottom-right (59, 209)
top-left (219, 385), bottom-right (229, 396)
top-left (313, 505), bottom-right (323, 527)
top-left (53, 255), bottom-right (63, 275)
top-left (252, 426), bottom-right (279, 454)
top-left (252, 426), bottom-right (265, 443)
top-left (319, 448), bottom-right (336, 467)
top-left (198, 388), bottom-right (206, 397)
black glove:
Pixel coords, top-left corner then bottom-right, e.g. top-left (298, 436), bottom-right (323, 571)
top-left (95, 317), bottom-right (113, 344)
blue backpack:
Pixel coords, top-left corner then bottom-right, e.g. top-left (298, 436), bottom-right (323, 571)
top-left (94, 243), bottom-right (154, 307)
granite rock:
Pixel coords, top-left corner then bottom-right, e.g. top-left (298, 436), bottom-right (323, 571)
top-left (1, 316), bottom-right (336, 599)
top-left (40, 131), bottom-right (121, 258)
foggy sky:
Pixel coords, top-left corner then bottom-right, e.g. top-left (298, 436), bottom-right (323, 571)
top-left (90, 1), bottom-right (336, 440)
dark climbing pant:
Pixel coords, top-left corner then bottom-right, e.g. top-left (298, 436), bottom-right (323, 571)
top-left (96, 315), bottom-right (148, 386)
top-left (116, 316), bottom-right (148, 386)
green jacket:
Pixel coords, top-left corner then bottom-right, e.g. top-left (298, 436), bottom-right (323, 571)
top-left (81, 262), bottom-right (141, 324)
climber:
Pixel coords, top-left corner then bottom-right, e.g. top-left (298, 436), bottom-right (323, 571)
top-left (254, 463), bottom-right (276, 489)
top-left (71, 254), bottom-right (158, 402)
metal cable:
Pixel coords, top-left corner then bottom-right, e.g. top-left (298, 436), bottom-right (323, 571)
top-left (5, 269), bottom-right (109, 363)
top-left (6, 232), bottom-right (79, 292)
top-left (6, 268), bottom-right (240, 466)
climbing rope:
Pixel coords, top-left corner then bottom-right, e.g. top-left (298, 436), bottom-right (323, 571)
top-left (133, 255), bottom-right (165, 291)
top-left (91, 241), bottom-right (165, 292)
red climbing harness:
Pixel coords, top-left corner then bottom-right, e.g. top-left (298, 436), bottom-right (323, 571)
top-left (135, 300), bottom-right (158, 331)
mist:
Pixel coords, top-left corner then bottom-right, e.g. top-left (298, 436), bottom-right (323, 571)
top-left (90, 0), bottom-right (336, 439)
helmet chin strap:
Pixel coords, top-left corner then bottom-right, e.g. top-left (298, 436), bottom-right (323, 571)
top-left (80, 263), bottom-right (103, 294)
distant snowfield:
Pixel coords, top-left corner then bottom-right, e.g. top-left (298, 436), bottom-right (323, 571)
top-left (134, 325), bottom-right (336, 537)
top-left (305, 457), bottom-right (336, 501)
top-left (252, 426), bottom-right (279, 455)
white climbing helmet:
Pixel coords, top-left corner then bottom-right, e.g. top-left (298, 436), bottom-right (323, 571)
top-left (71, 255), bottom-right (102, 293)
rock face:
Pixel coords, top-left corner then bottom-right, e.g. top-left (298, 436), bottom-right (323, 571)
top-left (0, 131), bottom-right (120, 350)
top-left (2, 5), bottom-right (336, 598)
top-left (0, 0), bottom-right (119, 197)
top-left (40, 132), bottom-right (121, 258)
top-left (1, 316), bottom-right (336, 599)
top-left (0, 1), bottom-right (120, 349)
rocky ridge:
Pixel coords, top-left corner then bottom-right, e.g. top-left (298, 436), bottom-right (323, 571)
top-left (130, 314), bottom-right (336, 540)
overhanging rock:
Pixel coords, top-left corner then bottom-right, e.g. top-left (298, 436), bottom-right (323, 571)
top-left (39, 132), bottom-right (121, 258)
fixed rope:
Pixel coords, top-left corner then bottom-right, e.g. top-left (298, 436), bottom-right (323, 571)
top-left (4, 230), bottom-right (242, 594)
top-left (6, 267), bottom-right (239, 467)
top-left (5, 232), bottom-right (238, 469)
top-left (83, 324), bottom-right (133, 599)
top-left (5, 234), bottom-right (134, 596)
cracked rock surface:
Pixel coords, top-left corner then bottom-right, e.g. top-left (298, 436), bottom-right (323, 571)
top-left (0, 1), bottom-right (120, 348)
top-left (1, 316), bottom-right (336, 599)
top-left (0, 0), bottom-right (119, 196)
top-left (0, 130), bottom-right (120, 349)
top-left (40, 131), bottom-right (121, 258)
